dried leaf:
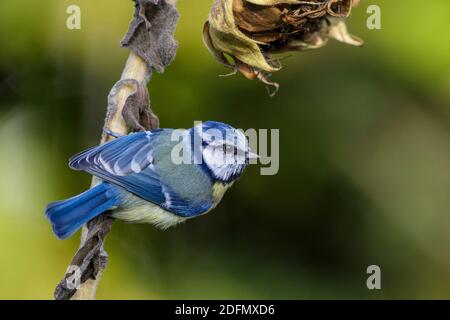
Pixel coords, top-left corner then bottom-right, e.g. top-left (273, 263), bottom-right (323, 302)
top-left (203, 0), bottom-right (363, 92)
top-left (326, 17), bottom-right (364, 46)
top-left (122, 0), bottom-right (179, 73)
top-left (233, 0), bottom-right (283, 33)
top-left (54, 215), bottom-right (114, 300)
top-left (207, 0), bottom-right (280, 73)
top-left (246, 0), bottom-right (306, 5)
top-left (108, 79), bottom-right (160, 132)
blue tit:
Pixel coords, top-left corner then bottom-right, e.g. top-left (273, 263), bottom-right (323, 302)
top-left (46, 121), bottom-right (258, 239)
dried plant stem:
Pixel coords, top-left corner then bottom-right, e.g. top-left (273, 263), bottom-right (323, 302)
top-left (71, 53), bottom-right (150, 300)
top-left (54, 0), bottom-right (180, 300)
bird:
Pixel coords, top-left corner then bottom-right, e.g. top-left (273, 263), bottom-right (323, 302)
top-left (45, 121), bottom-right (258, 240)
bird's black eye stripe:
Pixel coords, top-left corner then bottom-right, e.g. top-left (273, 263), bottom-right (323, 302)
top-left (222, 144), bottom-right (236, 154)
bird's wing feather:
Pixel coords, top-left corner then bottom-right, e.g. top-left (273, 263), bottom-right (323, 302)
top-left (69, 130), bottom-right (213, 217)
top-left (70, 131), bottom-right (157, 176)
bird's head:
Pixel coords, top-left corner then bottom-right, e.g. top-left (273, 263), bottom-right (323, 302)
top-left (191, 121), bottom-right (258, 183)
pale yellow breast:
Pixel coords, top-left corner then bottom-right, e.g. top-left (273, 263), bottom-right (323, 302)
top-left (211, 182), bottom-right (233, 207)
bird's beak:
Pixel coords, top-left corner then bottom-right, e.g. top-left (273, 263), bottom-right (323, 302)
top-left (247, 151), bottom-right (259, 159)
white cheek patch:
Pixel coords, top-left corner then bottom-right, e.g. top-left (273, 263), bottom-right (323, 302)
top-left (207, 139), bottom-right (225, 148)
top-left (224, 150), bottom-right (237, 165)
top-left (204, 146), bottom-right (235, 167)
top-left (203, 147), bottom-right (243, 181)
top-left (203, 147), bottom-right (219, 167)
top-left (235, 152), bottom-right (247, 165)
top-left (214, 166), bottom-right (232, 181)
top-left (201, 127), bottom-right (250, 181)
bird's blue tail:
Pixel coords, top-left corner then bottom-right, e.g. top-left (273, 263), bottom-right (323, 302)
top-left (45, 183), bottom-right (120, 240)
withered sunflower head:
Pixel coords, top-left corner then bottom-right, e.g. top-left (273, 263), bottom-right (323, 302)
top-left (203, 0), bottom-right (363, 95)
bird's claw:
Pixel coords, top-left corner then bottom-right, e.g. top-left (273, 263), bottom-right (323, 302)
top-left (103, 128), bottom-right (124, 139)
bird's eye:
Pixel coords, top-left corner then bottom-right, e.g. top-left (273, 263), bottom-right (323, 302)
top-left (223, 144), bottom-right (234, 154)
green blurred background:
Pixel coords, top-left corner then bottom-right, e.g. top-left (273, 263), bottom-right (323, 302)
top-left (0, 0), bottom-right (449, 299)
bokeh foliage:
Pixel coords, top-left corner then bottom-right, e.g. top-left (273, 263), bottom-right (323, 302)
top-left (0, 0), bottom-right (449, 299)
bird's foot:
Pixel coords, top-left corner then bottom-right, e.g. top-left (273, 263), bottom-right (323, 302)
top-left (103, 128), bottom-right (124, 139)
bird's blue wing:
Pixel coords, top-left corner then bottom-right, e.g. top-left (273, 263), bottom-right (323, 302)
top-left (70, 131), bottom-right (159, 176)
top-left (69, 130), bottom-right (213, 217)
top-left (70, 131), bottom-right (166, 202)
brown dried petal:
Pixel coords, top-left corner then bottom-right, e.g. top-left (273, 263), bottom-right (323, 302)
top-left (233, 0), bottom-right (283, 33)
top-left (326, 17), bottom-right (364, 46)
top-left (207, 0), bottom-right (280, 72)
top-left (246, 0), bottom-right (307, 5)
top-left (204, 0), bottom-right (363, 91)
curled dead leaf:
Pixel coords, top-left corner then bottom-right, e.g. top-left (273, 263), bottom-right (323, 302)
top-left (203, 0), bottom-right (363, 94)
